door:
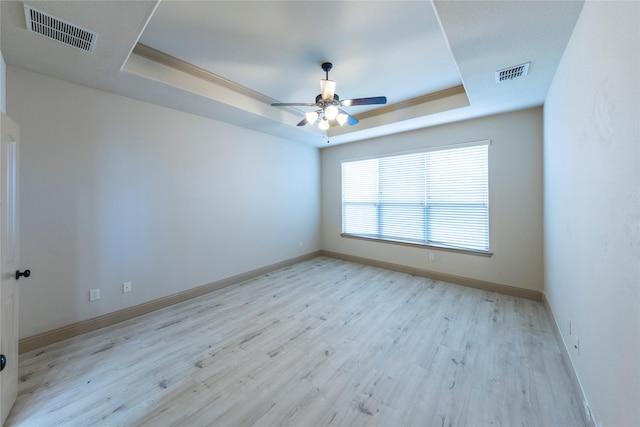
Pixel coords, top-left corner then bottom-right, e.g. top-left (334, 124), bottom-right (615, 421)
top-left (0, 114), bottom-right (20, 426)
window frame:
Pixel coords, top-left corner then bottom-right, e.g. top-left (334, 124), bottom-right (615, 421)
top-left (340, 140), bottom-right (492, 256)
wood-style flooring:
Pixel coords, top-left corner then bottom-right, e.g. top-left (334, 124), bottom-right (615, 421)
top-left (6, 257), bottom-right (586, 426)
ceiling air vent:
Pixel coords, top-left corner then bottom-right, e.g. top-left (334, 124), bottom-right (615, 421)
top-left (23, 4), bottom-right (98, 53)
top-left (495, 62), bottom-right (530, 83)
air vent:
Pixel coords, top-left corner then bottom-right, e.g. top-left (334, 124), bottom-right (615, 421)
top-left (495, 62), bottom-right (530, 83)
top-left (24, 4), bottom-right (98, 53)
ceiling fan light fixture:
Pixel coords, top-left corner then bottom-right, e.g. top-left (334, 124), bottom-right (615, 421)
top-left (324, 105), bottom-right (339, 121)
top-left (336, 113), bottom-right (349, 126)
top-left (318, 117), bottom-right (330, 131)
top-left (305, 111), bottom-right (319, 124)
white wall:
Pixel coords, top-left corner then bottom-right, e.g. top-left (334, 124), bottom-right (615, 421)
top-left (321, 108), bottom-right (543, 291)
top-left (544, 2), bottom-right (640, 426)
top-left (7, 67), bottom-right (321, 338)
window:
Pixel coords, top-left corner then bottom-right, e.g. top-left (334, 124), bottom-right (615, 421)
top-left (341, 141), bottom-right (489, 253)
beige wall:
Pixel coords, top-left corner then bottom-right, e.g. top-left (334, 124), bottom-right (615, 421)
top-left (8, 68), bottom-right (321, 338)
top-left (544, 2), bottom-right (640, 426)
top-left (321, 107), bottom-right (543, 292)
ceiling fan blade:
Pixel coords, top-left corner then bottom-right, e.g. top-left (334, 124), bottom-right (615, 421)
top-left (340, 96), bottom-right (387, 107)
top-left (271, 102), bottom-right (316, 107)
top-left (296, 117), bottom-right (309, 126)
top-left (320, 79), bottom-right (336, 100)
top-left (338, 109), bottom-right (359, 126)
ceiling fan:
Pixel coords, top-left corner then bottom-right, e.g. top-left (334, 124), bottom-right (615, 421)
top-left (271, 62), bottom-right (387, 131)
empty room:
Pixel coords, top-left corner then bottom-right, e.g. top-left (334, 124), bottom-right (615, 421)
top-left (0, 1), bottom-right (638, 426)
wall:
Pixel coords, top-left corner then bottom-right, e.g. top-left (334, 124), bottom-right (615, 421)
top-left (1, 50), bottom-right (5, 113)
top-left (543, 2), bottom-right (640, 426)
top-left (7, 67), bottom-right (321, 339)
top-left (321, 107), bottom-right (543, 292)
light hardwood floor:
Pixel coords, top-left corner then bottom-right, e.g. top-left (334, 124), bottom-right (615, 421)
top-left (6, 257), bottom-right (586, 426)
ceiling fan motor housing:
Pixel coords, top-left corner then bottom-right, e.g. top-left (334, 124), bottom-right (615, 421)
top-left (316, 93), bottom-right (339, 104)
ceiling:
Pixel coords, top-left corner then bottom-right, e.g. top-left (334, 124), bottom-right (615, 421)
top-left (1, 1), bottom-right (584, 147)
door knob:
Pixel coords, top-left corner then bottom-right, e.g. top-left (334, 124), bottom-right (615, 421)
top-left (15, 269), bottom-right (30, 280)
top-left (0, 354), bottom-right (6, 371)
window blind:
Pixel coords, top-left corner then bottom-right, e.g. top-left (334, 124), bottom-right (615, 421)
top-left (341, 142), bottom-right (489, 252)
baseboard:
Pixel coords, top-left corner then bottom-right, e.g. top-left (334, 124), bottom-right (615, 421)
top-left (19, 251), bottom-right (322, 354)
top-left (320, 250), bottom-right (542, 301)
top-left (541, 293), bottom-right (596, 427)
top-left (19, 250), bottom-right (541, 353)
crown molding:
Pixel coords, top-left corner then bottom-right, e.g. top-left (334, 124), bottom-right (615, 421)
top-left (133, 43), bottom-right (276, 105)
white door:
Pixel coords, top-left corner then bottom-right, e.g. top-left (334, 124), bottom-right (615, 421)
top-left (0, 114), bottom-right (21, 426)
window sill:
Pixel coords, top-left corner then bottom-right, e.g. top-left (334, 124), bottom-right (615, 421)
top-left (340, 233), bottom-right (493, 257)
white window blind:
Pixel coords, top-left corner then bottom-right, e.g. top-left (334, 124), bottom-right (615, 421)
top-left (341, 142), bottom-right (489, 252)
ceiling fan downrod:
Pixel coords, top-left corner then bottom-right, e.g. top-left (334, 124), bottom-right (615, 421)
top-left (321, 62), bottom-right (333, 80)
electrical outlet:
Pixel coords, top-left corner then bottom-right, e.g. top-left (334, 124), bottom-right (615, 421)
top-left (123, 282), bottom-right (132, 293)
top-left (89, 288), bottom-right (100, 301)
top-left (428, 252), bottom-right (435, 261)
